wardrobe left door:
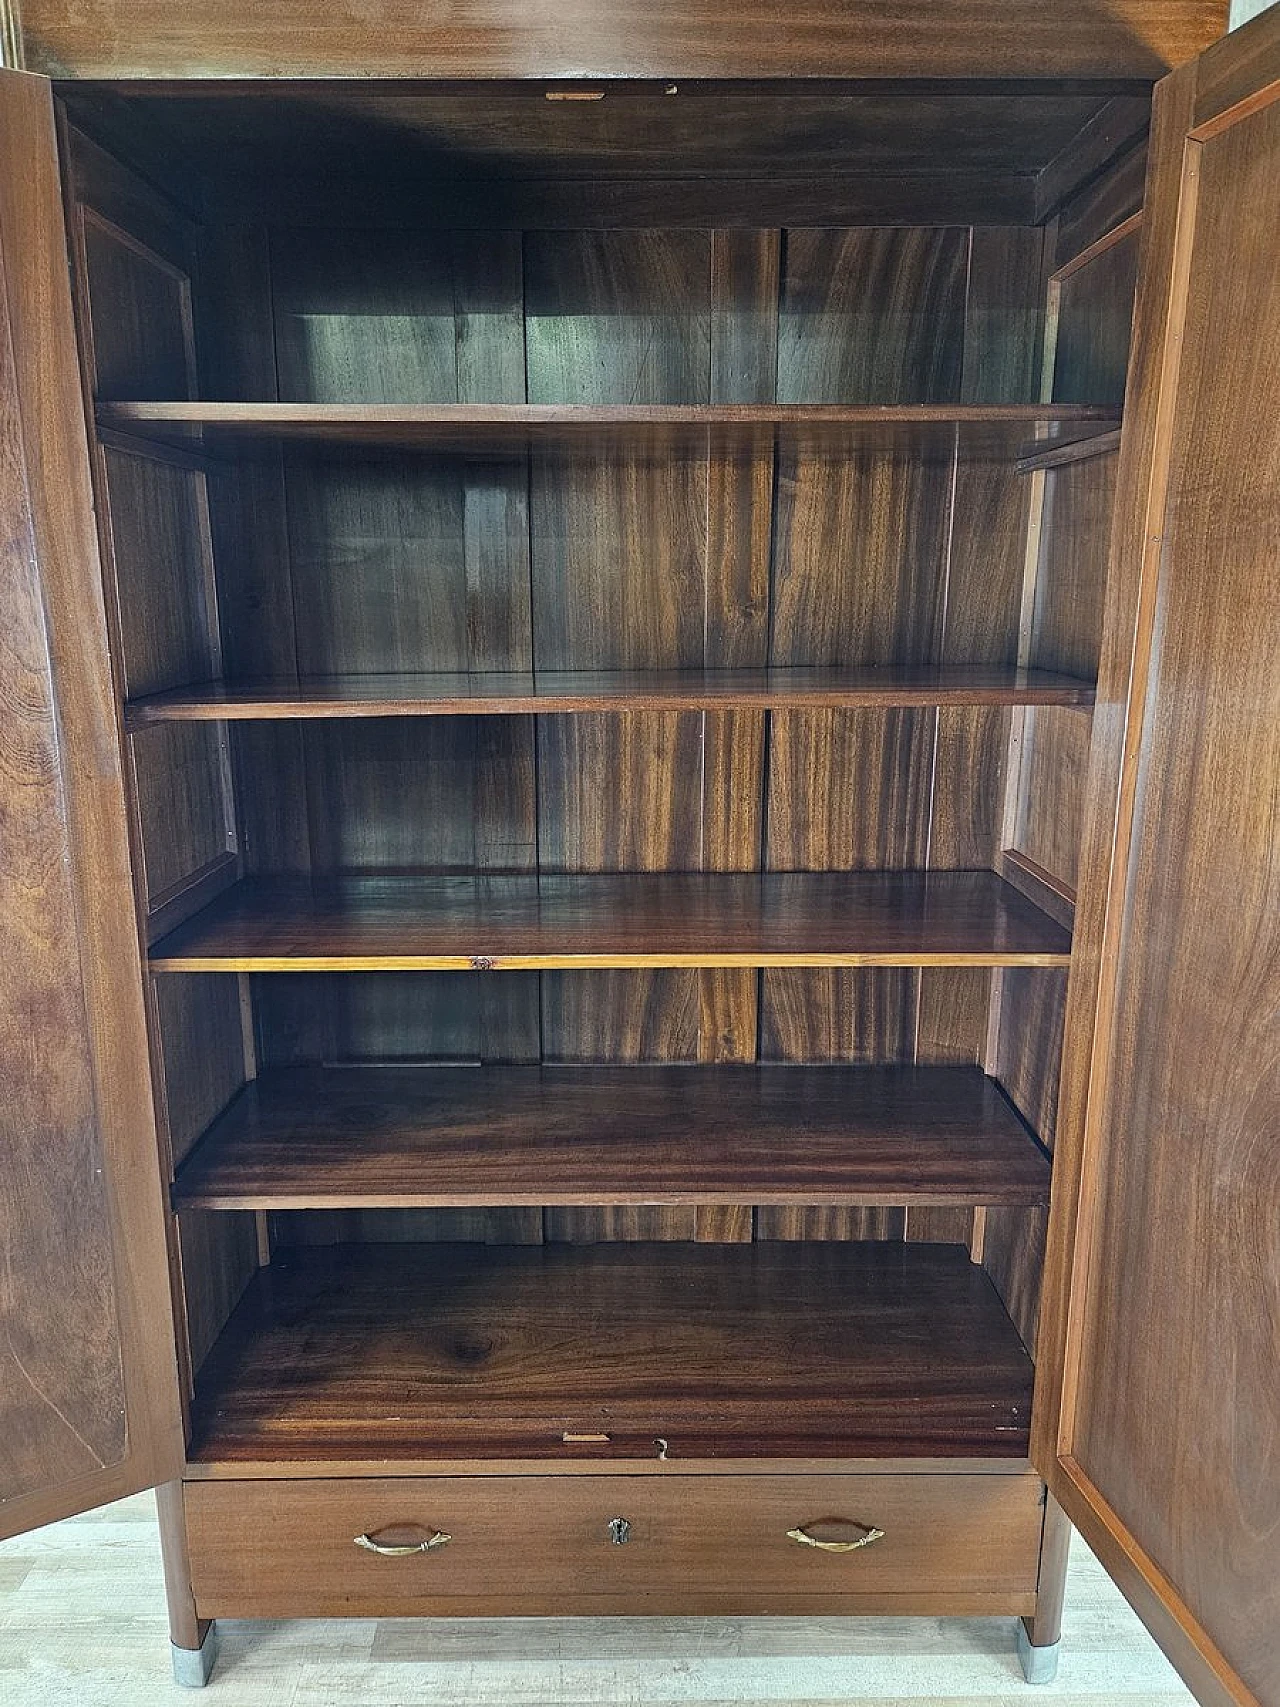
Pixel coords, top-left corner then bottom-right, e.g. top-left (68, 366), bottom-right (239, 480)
top-left (0, 67), bottom-right (183, 1539)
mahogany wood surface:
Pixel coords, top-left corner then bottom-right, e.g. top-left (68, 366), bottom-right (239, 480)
top-left (188, 1241), bottom-right (1035, 1461)
top-left (183, 1470), bottom-right (1044, 1617)
top-left (125, 666), bottom-right (1096, 725)
top-left (17, 0), bottom-right (1225, 81)
top-left (147, 871), bottom-right (1073, 972)
top-left (171, 1063), bottom-right (1050, 1210)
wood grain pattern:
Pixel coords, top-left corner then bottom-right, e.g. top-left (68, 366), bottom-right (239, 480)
top-left (63, 89), bottom-right (1129, 190)
top-left (1053, 230), bottom-right (1142, 408)
top-left (78, 210), bottom-right (194, 402)
top-left (778, 228), bottom-right (967, 407)
top-left (766, 711), bottom-right (933, 872)
top-left (99, 448), bottom-right (218, 697)
top-left (1017, 705), bottom-right (1093, 894)
top-left (152, 972), bottom-right (248, 1171)
top-left (188, 1241), bottom-right (1035, 1461)
top-left (1012, 451), bottom-right (1119, 897)
top-left (131, 723), bottom-right (233, 903)
top-left (175, 1209), bottom-right (260, 1376)
top-left (1033, 97), bottom-right (1151, 225)
top-left (526, 227), bottom-right (728, 1238)
top-left (1054, 142), bottom-right (1149, 268)
top-left (769, 455), bottom-right (952, 664)
top-left (0, 214), bottom-right (129, 1504)
top-left (959, 227), bottom-right (1047, 407)
top-left (172, 1063), bottom-right (1050, 1210)
top-left (0, 69), bottom-right (181, 1539)
top-left (124, 665), bottom-right (1095, 724)
top-left (94, 399), bottom-right (1122, 456)
top-left (184, 1470), bottom-right (1043, 1617)
top-left (1033, 58), bottom-right (1204, 1487)
top-left (1068, 84), bottom-right (1280, 1707)
top-left (22, 2), bottom-right (1224, 80)
top-left (146, 871), bottom-right (1073, 972)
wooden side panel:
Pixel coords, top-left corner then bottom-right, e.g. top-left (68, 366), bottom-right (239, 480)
top-left (0, 69), bottom-right (180, 1539)
top-left (1053, 232), bottom-right (1141, 407)
top-left (1014, 198), bottom-right (1134, 907)
top-left (67, 140), bottom-right (240, 937)
top-left (152, 975), bottom-right (247, 1171)
top-left (991, 202), bottom-right (1139, 1354)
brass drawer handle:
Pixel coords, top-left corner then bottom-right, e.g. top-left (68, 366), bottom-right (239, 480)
top-left (353, 1526), bottom-right (451, 1557)
top-left (786, 1520), bottom-right (885, 1553)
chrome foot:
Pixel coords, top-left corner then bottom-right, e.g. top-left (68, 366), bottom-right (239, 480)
top-left (171, 1624), bottom-right (218, 1687)
top-left (1017, 1623), bottom-right (1060, 1684)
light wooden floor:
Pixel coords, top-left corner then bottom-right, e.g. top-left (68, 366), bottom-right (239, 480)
top-left (0, 1492), bottom-right (1195, 1705)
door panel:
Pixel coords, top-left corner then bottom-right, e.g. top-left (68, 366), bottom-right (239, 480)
top-left (1038, 12), bottom-right (1280, 1707)
top-left (0, 68), bottom-right (182, 1537)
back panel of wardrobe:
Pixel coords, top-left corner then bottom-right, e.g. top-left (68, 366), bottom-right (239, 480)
top-left (189, 211), bottom-right (1049, 1250)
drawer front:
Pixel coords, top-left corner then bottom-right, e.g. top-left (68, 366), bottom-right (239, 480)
top-left (186, 1472), bottom-right (1043, 1617)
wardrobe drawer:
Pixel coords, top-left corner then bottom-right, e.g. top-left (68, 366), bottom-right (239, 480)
top-left (185, 1471), bottom-right (1043, 1617)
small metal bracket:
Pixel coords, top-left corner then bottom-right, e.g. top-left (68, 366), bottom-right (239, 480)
top-left (1017, 1624), bottom-right (1061, 1685)
top-left (171, 1624), bottom-right (218, 1689)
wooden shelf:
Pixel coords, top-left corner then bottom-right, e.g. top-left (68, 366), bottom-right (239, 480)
top-left (95, 400), bottom-right (1120, 460)
top-left (188, 1240), bottom-right (1034, 1462)
top-left (172, 1063), bottom-right (1050, 1211)
top-left (147, 871), bottom-right (1072, 971)
top-left (125, 665), bottom-right (1095, 726)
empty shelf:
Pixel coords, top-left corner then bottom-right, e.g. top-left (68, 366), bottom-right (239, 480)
top-left (125, 665), bottom-right (1095, 725)
top-left (96, 400), bottom-right (1121, 459)
top-left (172, 1063), bottom-right (1051, 1210)
top-left (148, 871), bottom-right (1073, 971)
top-left (188, 1240), bottom-right (1035, 1462)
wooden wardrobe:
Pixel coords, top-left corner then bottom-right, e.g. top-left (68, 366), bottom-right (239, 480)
top-left (1, 3), bottom-right (1276, 1701)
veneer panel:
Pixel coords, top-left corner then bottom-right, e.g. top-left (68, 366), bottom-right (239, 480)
top-left (758, 968), bottom-right (918, 1064)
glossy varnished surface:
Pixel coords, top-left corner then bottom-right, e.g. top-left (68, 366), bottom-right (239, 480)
top-left (148, 871), bottom-right (1073, 971)
top-left (188, 1241), bottom-right (1035, 1460)
top-left (171, 1064), bottom-right (1050, 1209)
top-left (125, 666), bottom-right (1095, 724)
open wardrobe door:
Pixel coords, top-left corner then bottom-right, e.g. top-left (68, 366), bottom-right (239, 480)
top-left (1034, 10), bottom-right (1280, 1707)
top-left (0, 67), bottom-right (182, 1540)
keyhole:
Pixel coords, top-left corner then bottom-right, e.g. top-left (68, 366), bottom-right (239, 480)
top-left (607, 1516), bottom-right (631, 1545)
